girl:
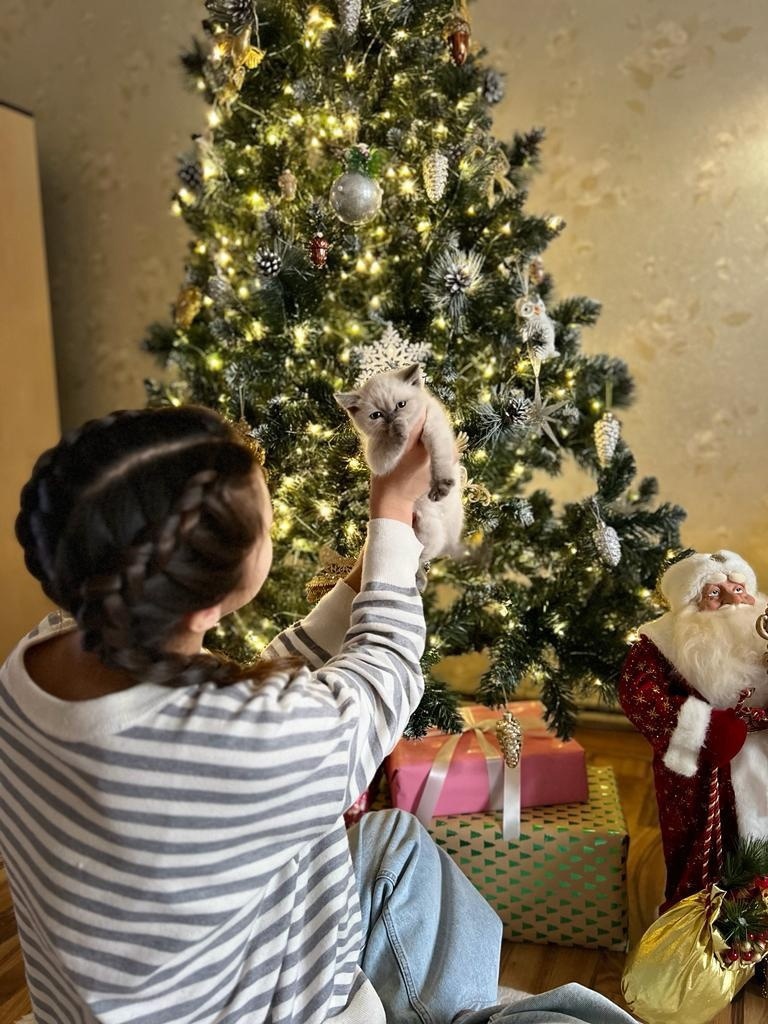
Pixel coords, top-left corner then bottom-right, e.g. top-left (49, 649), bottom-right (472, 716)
top-left (2, 404), bottom-right (634, 1024)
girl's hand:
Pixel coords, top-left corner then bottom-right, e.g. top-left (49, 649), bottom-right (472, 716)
top-left (369, 412), bottom-right (430, 525)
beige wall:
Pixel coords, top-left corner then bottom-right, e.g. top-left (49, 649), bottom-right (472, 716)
top-left (1, 0), bottom-right (766, 581)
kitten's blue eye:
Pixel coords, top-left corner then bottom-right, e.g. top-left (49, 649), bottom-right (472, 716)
top-left (369, 411), bottom-right (383, 420)
top-left (397, 401), bottom-right (407, 408)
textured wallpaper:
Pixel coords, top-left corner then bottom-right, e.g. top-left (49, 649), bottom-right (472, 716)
top-left (1, 0), bottom-right (766, 582)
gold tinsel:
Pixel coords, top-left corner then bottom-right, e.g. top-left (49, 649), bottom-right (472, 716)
top-left (216, 25), bottom-right (265, 69)
top-left (173, 285), bottom-right (204, 328)
top-left (306, 547), bottom-right (358, 604)
top-left (231, 418), bottom-right (266, 466)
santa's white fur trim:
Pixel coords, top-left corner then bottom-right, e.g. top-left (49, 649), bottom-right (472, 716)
top-left (660, 550), bottom-right (757, 612)
top-left (730, 733), bottom-right (768, 839)
top-left (639, 613), bottom-right (675, 664)
top-left (662, 696), bottom-right (711, 777)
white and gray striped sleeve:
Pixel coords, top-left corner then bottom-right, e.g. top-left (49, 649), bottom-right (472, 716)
top-left (262, 581), bottom-right (356, 670)
top-left (305, 518), bottom-right (426, 807)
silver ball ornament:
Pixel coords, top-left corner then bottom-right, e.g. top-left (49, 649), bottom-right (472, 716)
top-left (329, 170), bottom-right (382, 225)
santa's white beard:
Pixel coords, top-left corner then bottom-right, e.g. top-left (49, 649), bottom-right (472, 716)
top-left (670, 597), bottom-right (768, 707)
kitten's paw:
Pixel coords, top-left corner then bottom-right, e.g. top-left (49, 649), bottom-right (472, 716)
top-left (429, 477), bottom-right (455, 501)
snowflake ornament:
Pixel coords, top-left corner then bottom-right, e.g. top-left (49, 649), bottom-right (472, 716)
top-left (353, 323), bottom-right (432, 384)
top-left (528, 377), bottom-right (575, 448)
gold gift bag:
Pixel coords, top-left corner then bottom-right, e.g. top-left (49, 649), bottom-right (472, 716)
top-left (621, 885), bottom-right (754, 1024)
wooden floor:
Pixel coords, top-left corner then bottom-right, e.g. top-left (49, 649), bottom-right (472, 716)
top-left (2, 724), bottom-right (768, 1023)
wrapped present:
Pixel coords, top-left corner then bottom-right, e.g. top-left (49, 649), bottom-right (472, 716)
top-left (428, 766), bottom-right (628, 950)
top-left (385, 701), bottom-right (587, 841)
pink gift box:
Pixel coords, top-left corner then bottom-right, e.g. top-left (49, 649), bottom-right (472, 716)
top-left (386, 701), bottom-right (588, 819)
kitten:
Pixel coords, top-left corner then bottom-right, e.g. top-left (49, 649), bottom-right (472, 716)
top-left (335, 364), bottom-right (464, 567)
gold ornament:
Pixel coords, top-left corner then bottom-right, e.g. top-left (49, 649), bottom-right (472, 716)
top-left (464, 480), bottom-right (493, 506)
top-left (306, 547), bottom-right (358, 604)
top-left (495, 711), bottom-right (523, 768)
top-left (216, 25), bottom-right (265, 69)
top-left (278, 168), bottom-right (298, 200)
top-left (455, 430), bottom-right (470, 456)
top-left (174, 285), bottom-right (204, 328)
top-left (486, 149), bottom-right (515, 208)
top-left (217, 66), bottom-right (246, 106)
top-left (756, 604), bottom-right (768, 642)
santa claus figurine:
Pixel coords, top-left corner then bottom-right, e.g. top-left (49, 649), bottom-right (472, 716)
top-left (619, 550), bottom-right (768, 911)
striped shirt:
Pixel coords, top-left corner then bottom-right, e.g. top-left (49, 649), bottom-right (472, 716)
top-left (0, 519), bottom-right (425, 1024)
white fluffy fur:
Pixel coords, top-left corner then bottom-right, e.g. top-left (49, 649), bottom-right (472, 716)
top-left (335, 365), bottom-right (464, 564)
top-left (642, 598), bottom-right (768, 708)
top-left (661, 696), bottom-right (712, 778)
top-left (660, 550), bottom-right (757, 612)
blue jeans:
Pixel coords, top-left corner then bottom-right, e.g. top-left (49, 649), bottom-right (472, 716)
top-left (348, 810), bottom-right (635, 1024)
top-left (348, 808), bottom-right (502, 1023)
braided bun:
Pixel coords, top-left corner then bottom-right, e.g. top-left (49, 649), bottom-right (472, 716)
top-left (16, 405), bottom-right (283, 689)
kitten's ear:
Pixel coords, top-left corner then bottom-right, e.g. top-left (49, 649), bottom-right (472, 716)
top-left (335, 391), bottom-right (360, 414)
top-left (396, 363), bottom-right (422, 387)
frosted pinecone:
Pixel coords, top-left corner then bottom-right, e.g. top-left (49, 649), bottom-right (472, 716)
top-left (255, 248), bottom-right (282, 277)
top-left (422, 151), bottom-right (449, 202)
top-left (592, 522), bottom-right (622, 567)
top-left (204, 0), bottom-right (257, 31)
top-left (210, 318), bottom-right (238, 345)
top-left (206, 274), bottom-right (235, 304)
top-left (177, 160), bottom-right (203, 193)
top-left (504, 389), bottom-right (533, 428)
top-left (339, 0), bottom-right (361, 34)
top-left (594, 412), bottom-right (621, 468)
top-left (482, 69), bottom-right (506, 104)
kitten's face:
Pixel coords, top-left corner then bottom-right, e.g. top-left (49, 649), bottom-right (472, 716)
top-left (336, 364), bottom-right (423, 447)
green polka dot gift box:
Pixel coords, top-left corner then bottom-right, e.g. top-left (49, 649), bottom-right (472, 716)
top-left (428, 766), bottom-right (629, 950)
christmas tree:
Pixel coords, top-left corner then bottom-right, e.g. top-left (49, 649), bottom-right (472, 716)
top-left (144, 0), bottom-right (685, 738)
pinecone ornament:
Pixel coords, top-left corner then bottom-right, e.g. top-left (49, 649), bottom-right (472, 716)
top-left (177, 160), bottom-right (203, 194)
top-left (338, 0), bottom-right (361, 35)
top-left (482, 68), bottom-right (505, 104)
top-left (173, 285), bottom-right (204, 328)
top-left (592, 520), bottom-right (622, 567)
top-left (496, 711), bottom-right (523, 768)
top-left (255, 248), bottom-right (282, 277)
top-left (422, 151), bottom-right (449, 202)
top-left (204, 0), bottom-right (257, 32)
top-left (594, 412), bottom-right (621, 468)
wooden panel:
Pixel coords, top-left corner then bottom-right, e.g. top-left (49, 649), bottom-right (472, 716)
top-left (0, 103), bottom-right (59, 660)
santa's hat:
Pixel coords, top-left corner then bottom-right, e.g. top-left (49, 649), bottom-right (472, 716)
top-left (660, 550), bottom-right (757, 611)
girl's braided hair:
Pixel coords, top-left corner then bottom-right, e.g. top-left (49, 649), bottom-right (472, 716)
top-left (16, 405), bottom-right (292, 689)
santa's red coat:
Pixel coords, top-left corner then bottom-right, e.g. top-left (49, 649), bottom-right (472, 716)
top-left (618, 635), bottom-right (741, 910)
